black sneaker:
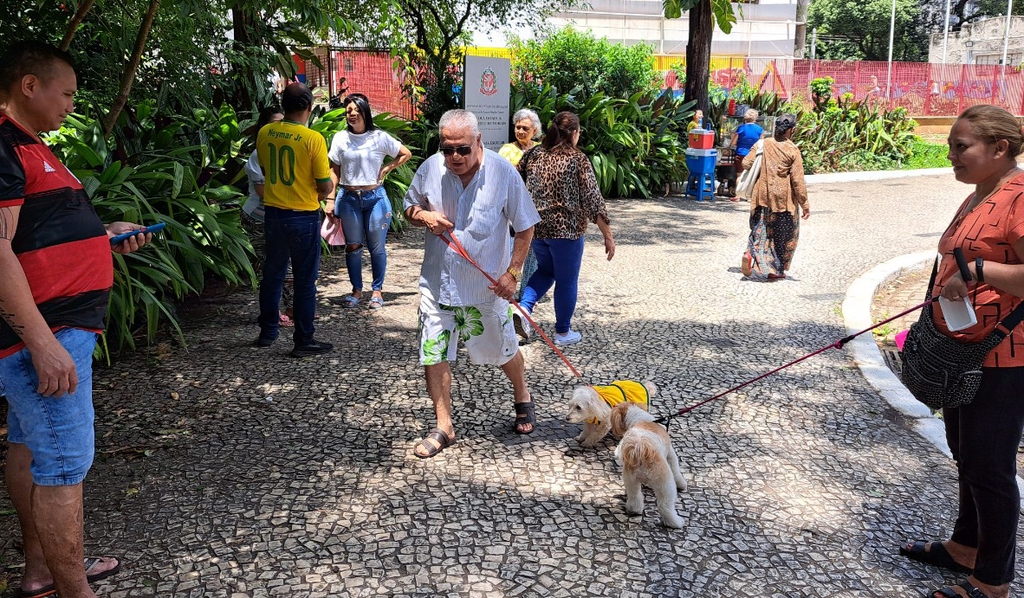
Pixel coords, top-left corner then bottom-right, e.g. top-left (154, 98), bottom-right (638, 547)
top-left (290, 340), bottom-right (334, 358)
top-left (254, 336), bottom-right (276, 348)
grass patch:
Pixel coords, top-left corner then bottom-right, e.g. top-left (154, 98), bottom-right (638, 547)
top-left (903, 138), bottom-right (949, 170)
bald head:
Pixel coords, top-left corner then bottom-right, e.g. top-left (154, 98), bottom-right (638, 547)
top-left (281, 83), bottom-right (314, 120)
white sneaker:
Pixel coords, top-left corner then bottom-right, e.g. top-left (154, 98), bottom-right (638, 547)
top-left (513, 310), bottom-right (532, 340)
top-left (554, 329), bottom-right (582, 346)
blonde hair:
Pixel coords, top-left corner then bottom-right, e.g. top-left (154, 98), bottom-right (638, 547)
top-left (957, 105), bottom-right (1024, 158)
top-left (743, 108), bottom-right (759, 123)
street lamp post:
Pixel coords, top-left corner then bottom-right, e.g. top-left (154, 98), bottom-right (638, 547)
top-left (942, 0), bottom-right (952, 63)
top-left (886, 0), bottom-right (896, 99)
top-left (1002, 0), bottom-right (1014, 66)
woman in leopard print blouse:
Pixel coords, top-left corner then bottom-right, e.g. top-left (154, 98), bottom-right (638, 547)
top-left (513, 111), bottom-right (614, 347)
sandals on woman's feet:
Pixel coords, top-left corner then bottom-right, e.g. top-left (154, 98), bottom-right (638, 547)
top-left (340, 294), bottom-right (360, 308)
top-left (514, 400), bottom-right (536, 434)
top-left (413, 428), bottom-right (455, 459)
top-left (368, 296), bottom-right (384, 309)
top-left (931, 580), bottom-right (988, 598)
top-left (900, 541), bottom-right (973, 574)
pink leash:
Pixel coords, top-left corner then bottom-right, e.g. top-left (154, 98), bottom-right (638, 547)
top-left (439, 231), bottom-right (583, 378)
top-left (438, 229), bottom-right (931, 414)
top-left (653, 298), bottom-right (935, 424)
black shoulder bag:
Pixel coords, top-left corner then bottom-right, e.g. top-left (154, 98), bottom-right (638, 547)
top-left (900, 256), bottom-right (1024, 410)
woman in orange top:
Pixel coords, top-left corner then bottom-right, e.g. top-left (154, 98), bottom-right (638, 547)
top-left (899, 105), bottom-right (1024, 598)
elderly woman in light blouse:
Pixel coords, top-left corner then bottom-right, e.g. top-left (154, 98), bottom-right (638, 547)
top-left (499, 109), bottom-right (542, 166)
top-left (499, 109), bottom-right (543, 301)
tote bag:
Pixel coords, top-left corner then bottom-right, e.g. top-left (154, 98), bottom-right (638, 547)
top-left (735, 140), bottom-right (763, 200)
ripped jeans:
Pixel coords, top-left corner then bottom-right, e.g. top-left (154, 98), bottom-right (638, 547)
top-left (335, 186), bottom-right (393, 291)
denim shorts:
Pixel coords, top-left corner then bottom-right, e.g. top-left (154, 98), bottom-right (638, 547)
top-left (1, 327), bottom-right (98, 486)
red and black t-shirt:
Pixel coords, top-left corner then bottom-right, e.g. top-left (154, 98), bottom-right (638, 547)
top-left (0, 114), bottom-right (113, 358)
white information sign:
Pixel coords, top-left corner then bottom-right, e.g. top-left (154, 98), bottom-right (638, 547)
top-left (464, 56), bottom-right (511, 152)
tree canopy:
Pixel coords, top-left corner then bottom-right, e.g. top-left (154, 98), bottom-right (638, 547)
top-left (807, 0), bottom-right (927, 61)
top-left (662, 0), bottom-right (738, 112)
top-left (510, 28), bottom-right (657, 101)
top-left (1, 0), bottom-right (353, 130)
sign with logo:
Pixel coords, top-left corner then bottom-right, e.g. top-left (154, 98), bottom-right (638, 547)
top-left (464, 55), bottom-right (511, 152)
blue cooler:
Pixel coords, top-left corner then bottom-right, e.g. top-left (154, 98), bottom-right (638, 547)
top-left (685, 148), bottom-right (717, 201)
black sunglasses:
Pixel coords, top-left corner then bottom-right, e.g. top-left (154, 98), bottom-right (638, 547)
top-left (439, 145), bottom-right (473, 157)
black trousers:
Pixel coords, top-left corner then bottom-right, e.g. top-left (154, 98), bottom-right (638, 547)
top-left (944, 366), bottom-right (1024, 585)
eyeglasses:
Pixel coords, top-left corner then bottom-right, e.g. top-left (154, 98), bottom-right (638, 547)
top-left (514, 125), bottom-right (533, 131)
top-left (439, 145), bottom-right (473, 157)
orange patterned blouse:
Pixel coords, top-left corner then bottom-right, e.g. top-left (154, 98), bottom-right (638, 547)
top-left (933, 172), bottom-right (1024, 367)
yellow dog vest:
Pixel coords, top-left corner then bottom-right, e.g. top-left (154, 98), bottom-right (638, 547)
top-left (586, 380), bottom-right (650, 424)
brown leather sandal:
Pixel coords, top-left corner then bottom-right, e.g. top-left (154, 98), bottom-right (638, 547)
top-left (413, 428), bottom-right (455, 459)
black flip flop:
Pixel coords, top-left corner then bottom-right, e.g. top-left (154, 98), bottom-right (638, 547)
top-left (17, 556), bottom-right (122, 597)
top-left (414, 427), bottom-right (455, 459)
top-left (900, 541), bottom-right (973, 574)
top-left (514, 401), bottom-right (536, 434)
top-left (930, 580), bottom-right (987, 598)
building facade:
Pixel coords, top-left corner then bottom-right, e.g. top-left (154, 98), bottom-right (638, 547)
top-left (928, 15), bottom-right (1024, 65)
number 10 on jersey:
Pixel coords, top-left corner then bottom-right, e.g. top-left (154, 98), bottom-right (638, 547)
top-left (266, 143), bottom-right (296, 186)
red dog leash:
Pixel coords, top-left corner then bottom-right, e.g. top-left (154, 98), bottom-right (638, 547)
top-left (439, 231), bottom-right (583, 378)
top-left (654, 298), bottom-right (936, 424)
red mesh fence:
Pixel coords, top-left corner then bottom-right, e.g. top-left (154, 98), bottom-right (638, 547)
top-left (300, 48), bottom-right (414, 120)
top-left (299, 49), bottom-right (1024, 119)
top-left (692, 57), bottom-right (1024, 116)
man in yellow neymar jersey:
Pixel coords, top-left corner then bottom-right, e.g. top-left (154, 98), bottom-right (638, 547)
top-left (255, 83), bottom-right (335, 357)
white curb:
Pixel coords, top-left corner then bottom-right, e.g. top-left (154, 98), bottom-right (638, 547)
top-left (807, 167), bottom-right (952, 185)
top-left (844, 253), bottom-right (1024, 503)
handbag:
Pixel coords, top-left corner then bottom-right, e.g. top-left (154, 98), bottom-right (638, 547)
top-left (899, 258), bottom-right (1024, 410)
top-left (735, 140), bottom-right (763, 200)
top-left (320, 215), bottom-right (346, 247)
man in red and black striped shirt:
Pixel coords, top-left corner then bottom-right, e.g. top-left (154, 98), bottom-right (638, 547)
top-left (0, 42), bottom-right (152, 598)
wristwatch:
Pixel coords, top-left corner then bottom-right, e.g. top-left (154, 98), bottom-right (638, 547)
top-left (975, 257), bottom-right (985, 283)
top-left (506, 266), bottom-right (522, 282)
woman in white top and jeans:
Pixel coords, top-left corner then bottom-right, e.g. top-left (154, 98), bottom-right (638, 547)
top-left (327, 94), bottom-right (412, 309)
top-left (242, 106), bottom-right (294, 324)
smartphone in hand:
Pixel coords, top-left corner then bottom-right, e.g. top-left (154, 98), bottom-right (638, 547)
top-left (109, 222), bottom-right (166, 245)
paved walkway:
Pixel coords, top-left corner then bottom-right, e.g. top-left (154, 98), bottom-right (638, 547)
top-left (3, 171), bottom-right (1021, 597)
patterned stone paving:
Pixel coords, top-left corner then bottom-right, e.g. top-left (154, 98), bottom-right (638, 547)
top-left (2, 172), bottom-right (1021, 597)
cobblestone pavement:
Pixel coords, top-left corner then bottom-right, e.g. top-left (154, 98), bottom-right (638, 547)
top-left (3, 172), bottom-right (1021, 597)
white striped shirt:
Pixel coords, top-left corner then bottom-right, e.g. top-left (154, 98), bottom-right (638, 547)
top-left (404, 149), bottom-right (540, 306)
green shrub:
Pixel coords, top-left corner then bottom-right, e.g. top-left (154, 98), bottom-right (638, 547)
top-left (792, 96), bottom-right (917, 173)
top-left (48, 103), bottom-right (256, 358)
top-left (511, 83), bottom-right (694, 198)
top-left (904, 138), bottom-right (950, 170)
top-left (511, 28), bottom-right (658, 102)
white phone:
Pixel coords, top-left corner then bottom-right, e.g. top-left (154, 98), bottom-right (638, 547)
top-left (937, 296), bottom-right (978, 332)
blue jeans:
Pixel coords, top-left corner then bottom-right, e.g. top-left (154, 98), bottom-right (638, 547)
top-left (335, 187), bottom-right (392, 291)
top-left (519, 236), bottom-right (586, 334)
top-left (1, 327), bottom-right (98, 486)
top-left (259, 207), bottom-right (322, 346)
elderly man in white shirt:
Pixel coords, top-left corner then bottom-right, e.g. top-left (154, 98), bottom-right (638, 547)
top-left (404, 109), bottom-right (540, 458)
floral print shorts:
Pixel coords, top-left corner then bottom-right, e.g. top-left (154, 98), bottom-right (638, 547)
top-left (417, 294), bottom-right (519, 367)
